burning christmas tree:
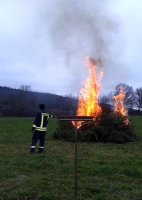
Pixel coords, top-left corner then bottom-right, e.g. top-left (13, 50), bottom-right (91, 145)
top-left (55, 57), bottom-right (135, 143)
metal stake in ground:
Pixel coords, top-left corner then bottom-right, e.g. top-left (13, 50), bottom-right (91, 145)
top-left (58, 116), bottom-right (94, 199)
top-left (75, 122), bottom-right (78, 199)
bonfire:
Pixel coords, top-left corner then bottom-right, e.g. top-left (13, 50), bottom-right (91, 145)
top-left (55, 57), bottom-right (135, 143)
top-left (113, 86), bottom-right (130, 125)
top-left (74, 57), bottom-right (103, 127)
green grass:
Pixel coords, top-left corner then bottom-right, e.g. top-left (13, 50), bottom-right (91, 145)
top-left (0, 116), bottom-right (142, 200)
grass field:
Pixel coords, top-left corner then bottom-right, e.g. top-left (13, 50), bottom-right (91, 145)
top-left (0, 116), bottom-right (142, 200)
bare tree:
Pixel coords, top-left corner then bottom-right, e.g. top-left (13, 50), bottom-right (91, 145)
top-left (100, 95), bottom-right (111, 104)
top-left (135, 87), bottom-right (142, 111)
top-left (19, 85), bottom-right (31, 91)
top-left (114, 83), bottom-right (136, 109)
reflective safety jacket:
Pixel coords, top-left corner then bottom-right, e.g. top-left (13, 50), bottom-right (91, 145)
top-left (32, 112), bottom-right (53, 132)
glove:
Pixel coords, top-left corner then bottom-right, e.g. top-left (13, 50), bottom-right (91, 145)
top-left (51, 115), bottom-right (57, 118)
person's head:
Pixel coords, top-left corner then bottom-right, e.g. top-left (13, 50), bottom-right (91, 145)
top-left (39, 104), bottom-right (45, 110)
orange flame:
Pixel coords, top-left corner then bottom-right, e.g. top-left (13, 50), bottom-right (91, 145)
top-left (113, 86), bottom-right (129, 125)
top-left (75, 57), bottom-right (103, 127)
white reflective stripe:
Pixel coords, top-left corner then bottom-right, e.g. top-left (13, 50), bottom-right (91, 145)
top-left (40, 114), bottom-right (44, 128)
top-left (33, 124), bottom-right (37, 128)
top-left (39, 146), bottom-right (44, 149)
top-left (40, 113), bottom-right (49, 128)
top-left (42, 113), bottom-right (49, 117)
top-left (35, 126), bottom-right (47, 130)
top-left (35, 127), bottom-right (47, 131)
top-left (31, 146), bottom-right (35, 148)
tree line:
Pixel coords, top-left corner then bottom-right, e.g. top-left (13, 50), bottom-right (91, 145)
top-left (0, 83), bottom-right (142, 117)
top-left (100, 83), bottom-right (142, 115)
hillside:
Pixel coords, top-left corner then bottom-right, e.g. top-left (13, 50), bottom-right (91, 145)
top-left (0, 86), bottom-right (77, 116)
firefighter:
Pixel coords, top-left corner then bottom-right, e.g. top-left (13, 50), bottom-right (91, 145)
top-left (30, 104), bottom-right (53, 153)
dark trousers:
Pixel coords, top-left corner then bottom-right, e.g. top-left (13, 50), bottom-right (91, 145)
top-left (31, 130), bottom-right (46, 148)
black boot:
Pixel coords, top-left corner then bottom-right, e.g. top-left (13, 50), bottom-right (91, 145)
top-left (30, 147), bottom-right (35, 153)
top-left (37, 147), bottom-right (44, 153)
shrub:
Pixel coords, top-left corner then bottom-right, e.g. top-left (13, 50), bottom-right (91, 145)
top-left (54, 113), bottom-right (136, 143)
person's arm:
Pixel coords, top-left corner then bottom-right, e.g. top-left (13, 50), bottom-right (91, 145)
top-left (32, 113), bottom-right (40, 132)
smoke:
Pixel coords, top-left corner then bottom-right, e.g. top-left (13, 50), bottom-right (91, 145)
top-left (0, 0), bottom-right (128, 95)
top-left (47, 0), bottom-right (114, 62)
top-left (40, 0), bottom-right (124, 95)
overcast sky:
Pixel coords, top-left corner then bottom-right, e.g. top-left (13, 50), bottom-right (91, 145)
top-left (0, 0), bottom-right (142, 96)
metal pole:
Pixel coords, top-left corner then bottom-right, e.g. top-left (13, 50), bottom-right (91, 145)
top-left (75, 123), bottom-right (78, 199)
top-left (58, 117), bottom-right (94, 199)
